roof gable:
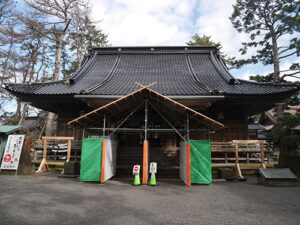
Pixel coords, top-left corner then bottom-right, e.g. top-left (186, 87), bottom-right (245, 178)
top-left (68, 85), bottom-right (224, 130)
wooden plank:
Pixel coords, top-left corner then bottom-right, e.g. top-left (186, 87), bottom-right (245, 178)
top-left (42, 136), bottom-right (74, 140)
top-left (232, 140), bottom-right (266, 144)
top-left (46, 161), bottom-right (64, 166)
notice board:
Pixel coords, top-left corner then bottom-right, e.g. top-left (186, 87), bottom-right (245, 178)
top-left (1, 135), bottom-right (25, 170)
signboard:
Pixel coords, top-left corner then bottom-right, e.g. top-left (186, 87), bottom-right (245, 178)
top-left (149, 162), bottom-right (157, 174)
top-left (133, 165), bottom-right (140, 175)
top-left (1, 135), bottom-right (25, 170)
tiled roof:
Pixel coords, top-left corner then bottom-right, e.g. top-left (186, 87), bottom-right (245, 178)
top-left (0, 125), bottom-right (22, 134)
top-left (5, 46), bottom-right (300, 97)
top-left (248, 123), bottom-right (266, 130)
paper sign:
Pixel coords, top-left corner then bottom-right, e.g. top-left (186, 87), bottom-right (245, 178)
top-left (1, 135), bottom-right (25, 170)
top-left (149, 162), bottom-right (157, 174)
top-left (133, 165), bottom-right (140, 175)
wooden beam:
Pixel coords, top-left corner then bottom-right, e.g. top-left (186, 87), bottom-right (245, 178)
top-left (232, 140), bottom-right (266, 144)
top-left (42, 136), bottom-right (74, 140)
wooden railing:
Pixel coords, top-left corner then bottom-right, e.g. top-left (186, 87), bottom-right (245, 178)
top-left (35, 136), bottom-right (74, 173)
top-left (211, 142), bottom-right (271, 164)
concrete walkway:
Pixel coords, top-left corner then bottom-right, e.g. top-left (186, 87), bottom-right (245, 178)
top-left (0, 174), bottom-right (299, 225)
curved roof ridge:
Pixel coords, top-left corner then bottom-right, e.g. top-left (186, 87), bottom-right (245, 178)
top-left (185, 54), bottom-right (213, 94)
top-left (85, 53), bottom-right (121, 94)
top-left (209, 52), bottom-right (235, 84)
top-left (72, 52), bottom-right (98, 82)
top-left (4, 80), bottom-right (64, 91)
top-left (90, 45), bottom-right (219, 53)
top-left (238, 79), bottom-right (300, 87)
top-left (217, 55), bottom-right (240, 84)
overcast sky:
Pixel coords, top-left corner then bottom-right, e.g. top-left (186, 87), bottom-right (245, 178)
top-left (91, 0), bottom-right (300, 81)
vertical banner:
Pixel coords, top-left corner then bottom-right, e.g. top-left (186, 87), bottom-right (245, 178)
top-left (1, 135), bottom-right (25, 170)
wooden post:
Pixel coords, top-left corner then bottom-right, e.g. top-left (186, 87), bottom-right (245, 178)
top-left (43, 139), bottom-right (47, 160)
top-left (234, 142), bottom-right (243, 178)
top-left (66, 139), bottom-right (71, 162)
top-left (246, 153), bottom-right (249, 164)
top-left (225, 153), bottom-right (228, 164)
top-left (260, 142), bottom-right (266, 168)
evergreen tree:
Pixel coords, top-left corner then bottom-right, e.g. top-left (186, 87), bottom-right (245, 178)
top-left (186, 34), bottom-right (236, 69)
top-left (67, 3), bottom-right (109, 73)
top-left (230, 0), bottom-right (300, 82)
top-left (186, 34), bottom-right (220, 46)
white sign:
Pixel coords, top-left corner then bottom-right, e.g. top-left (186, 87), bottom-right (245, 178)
top-left (1, 135), bottom-right (25, 170)
top-left (149, 162), bottom-right (157, 174)
top-left (133, 165), bottom-right (140, 175)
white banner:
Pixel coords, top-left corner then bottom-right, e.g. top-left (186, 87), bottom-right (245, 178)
top-left (1, 135), bottom-right (25, 170)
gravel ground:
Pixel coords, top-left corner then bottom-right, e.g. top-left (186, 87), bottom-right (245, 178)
top-left (0, 174), bottom-right (299, 225)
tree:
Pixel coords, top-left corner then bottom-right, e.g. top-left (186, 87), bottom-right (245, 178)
top-left (67, 3), bottom-right (108, 71)
top-left (230, 0), bottom-right (300, 82)
top-left (186, 34), bottom-right (220, 46)
top-left (0, 0), bottom-right (16, 25)
top-left (268, 113), bottom-right (300, 170)
top-left (24, 0), bottom-right (83, 136)
top-left (186, 34), bottom-right (236, 69)
top-left (250, 73), bottom-right (300, 106)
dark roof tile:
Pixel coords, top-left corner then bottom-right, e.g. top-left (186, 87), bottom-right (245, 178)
top-left (5, 46), bottom-right (299, 97)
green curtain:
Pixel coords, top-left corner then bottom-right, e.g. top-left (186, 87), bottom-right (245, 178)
top-left (80, 138), bottom-right (103, 182)
top-left (189, 140), bottom-right (212, 184)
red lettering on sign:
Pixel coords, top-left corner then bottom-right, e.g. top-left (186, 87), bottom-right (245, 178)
top-left (3, 154), bottom-right (11, 162)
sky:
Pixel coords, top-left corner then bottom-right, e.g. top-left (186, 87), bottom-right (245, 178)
top-left (90, 0), bottom-right (300, 81)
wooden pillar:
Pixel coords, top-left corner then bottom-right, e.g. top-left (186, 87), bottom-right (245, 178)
top-left (66, 139), bottom-right (71, 162)
top-left (186, 142), bottom-right (191, 186)
top-left (260, 142), bottom-right (266, 168)
top-left (43, 139), bottom-right (47, 160)
top-left (234, 142), bottom-right (243, 178)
